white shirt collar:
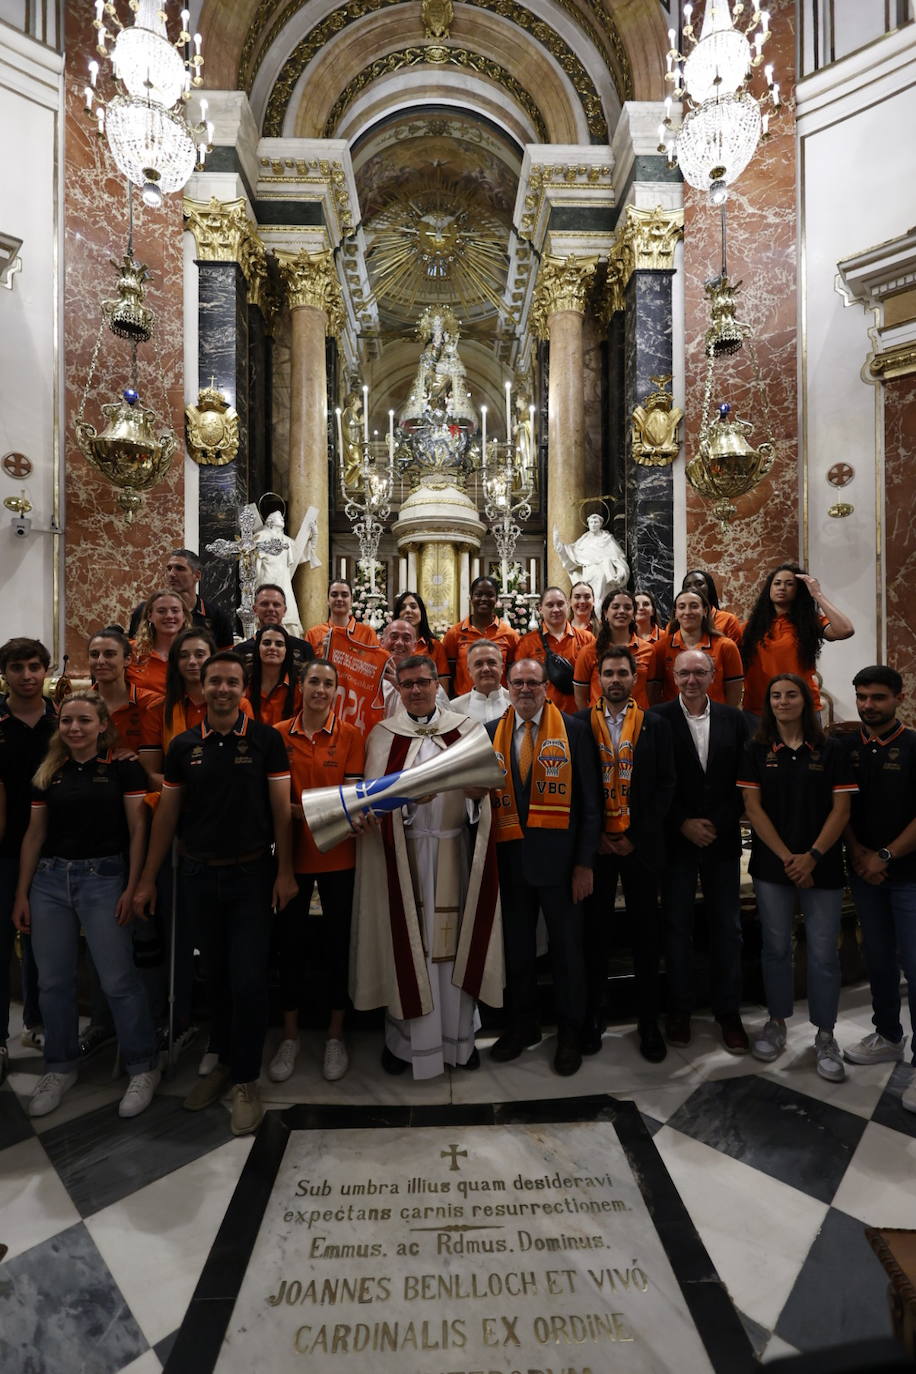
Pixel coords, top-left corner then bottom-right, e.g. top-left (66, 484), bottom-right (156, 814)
top-left (679, 694), bottom-right (711, 722)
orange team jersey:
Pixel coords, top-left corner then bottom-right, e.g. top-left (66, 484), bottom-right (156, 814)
top-left (306, 617), bottom-right (379, 654)
top-left (574, 636), bottom-right (654, 709)
top-left (442, 617), bottom-right (519, 695)
top-left (277, 711), bottom-right (365, 873)
top-left (103, 685), bottom-right (163, 756)
top-left (637, 624), bottom-right (661, 644)
top-left (157, 694), bottom-right (253, 752)
top-left (127, 652), bottom-right (167, 696)
top-left (649, 629), bottom-right (744, 705)
top-left (245, 676), bottom-right (301, 727)
top-left (415, 636), bottom-right (450, 680)
top-left (713, 607), bottom-right (744, 645)
top-left (516, 624), bottom-right (594, 714)
top-left (741, 613), bottom-right (829, 715)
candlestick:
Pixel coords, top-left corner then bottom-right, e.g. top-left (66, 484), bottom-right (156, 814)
top-left (388, 408), bottom-right (395, 442)
top-left (505, 381), bottom-right (512, 437)
top-left (362, 385), bottom-right (369, 445)
top-left (481, 405), bottom-right (487, 470)
top-left (335, 406), bottom-right (344, 458)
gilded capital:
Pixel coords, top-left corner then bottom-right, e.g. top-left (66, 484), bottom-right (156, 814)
top-left (531, 255), bottom-right (598, 340)
top-left (608, 206), bottom-right (685, 293)
top-left (868, 343), bottom-right (916, 381)
top-left (276, 248), bottom-right (344, 335)
top-left (183, 196), bottom-right (268, 306)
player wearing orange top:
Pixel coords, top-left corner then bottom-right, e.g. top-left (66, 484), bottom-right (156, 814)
top-left (245, 624), bottom-right (300, 727)
top-left (574, 589), bottom-right (653, 710)
top-left (269, 658), bottom-right (365, 1086)
top-left (648, 588), bottom-right (744, 708)
top-left (570, 581), bottom-right (599, 637)
top-left (741, 564), bottom-right (854, 717)
top-left (443, 575), bottom-right (519, 696)
top-left (88, 628), bottom-right (163, 783)
top-left (516, 586), bottom-right (593, 715)
top-left (128, 590), bottom-right (192, 696)
top-left (392, 590), bottom-right (450, 684)
top-left (681, 569), bottom-right (743, 645)
top-left (634, 590), bottom-right (662, 644)
top-left (306, 579), bottom-right (380, 653)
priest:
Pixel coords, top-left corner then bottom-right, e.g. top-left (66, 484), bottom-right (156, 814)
top-left (350, 654), bottom-right (503, 1078)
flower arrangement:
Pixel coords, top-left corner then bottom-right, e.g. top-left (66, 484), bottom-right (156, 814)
top-left (351, 559), bottom-right (389, 628)
top-left (493, 562), bottom-right (539, 633)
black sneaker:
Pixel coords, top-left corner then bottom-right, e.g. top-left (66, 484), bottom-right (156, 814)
top-left (78, 1024), bottom-right (117, 1060)
top-left (638, 1020), bottom-right (667, 1063)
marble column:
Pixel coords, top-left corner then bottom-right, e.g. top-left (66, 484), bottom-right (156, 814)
top-left (277, 249), bottom-right (344, 632)
top-left (532, 256), bottom-right (598, 588)
top-left (882, 367), bottom-right (916, 700)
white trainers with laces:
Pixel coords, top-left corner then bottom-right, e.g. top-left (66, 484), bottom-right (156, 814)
top-left (902, 1070), bottom-right (916, 1114)
top-left (843, 1031), bottom-right (905, 1065)
top-left (198, 1050), bottom-right (219, 1077)
top-left (29, 1070), bottom-right (78, 1118)
top-left (323, 1038), bottom-right (349, 1082)
top-left (751, 1019), bottom-right (787, 1063)
top-left (268, 1037), bottom-right (300, 1083)
top-left (815, 1030), bottom-right (846, 1082)
top-left (119, 1068), bottom-right (161, 1118)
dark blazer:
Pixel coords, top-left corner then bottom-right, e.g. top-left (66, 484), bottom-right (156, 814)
top-left (574, 707), bottom-right (676, 866)
top-left (650, 697), bottom-right (750, 861)
top-left (486, 710), bottom-right (601, 884)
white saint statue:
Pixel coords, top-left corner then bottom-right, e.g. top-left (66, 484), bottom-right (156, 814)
top-left (253, 507), bottom-right (322, 637)
top-left (553, 512), bottom-right (629, 608)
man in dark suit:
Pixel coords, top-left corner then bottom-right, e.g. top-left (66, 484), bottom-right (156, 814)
top-left (651, 648), bottom-right (751, 1052)
top-left (578, 645), bottom-right (676, 1062)
top-left (487, 658), bottom-right (600, 1076)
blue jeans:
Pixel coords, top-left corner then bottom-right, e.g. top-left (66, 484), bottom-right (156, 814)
top-left (850, 875), bottom-right (916, 1061)
top-left (663, 855), bottom-right (743, 1017)
top-left (754, 879), bottom-right (842, 1030)
top-left (29, 856), bottom-right (157, 1075)
top-left (181, 855), bottom-right (274, 1084)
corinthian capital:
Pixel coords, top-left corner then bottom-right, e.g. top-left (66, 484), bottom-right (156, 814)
top-left (530, 255), bottom-right (598, 340)
top-left (183, 196), bottom-right (268, 303)
top-left (276, 248), bottom-right (344, 334)
top-left (608, 206), bottom-right (684, 290)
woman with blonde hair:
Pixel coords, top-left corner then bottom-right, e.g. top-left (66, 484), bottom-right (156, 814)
top-left (129, 589), bottom-right (192, 695)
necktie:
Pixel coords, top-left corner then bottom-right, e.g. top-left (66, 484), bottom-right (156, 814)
top-left (519, 719), bottom-right (535, 785)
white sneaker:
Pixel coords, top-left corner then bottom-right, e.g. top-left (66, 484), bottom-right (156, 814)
top-left (29, 1070), bottom-right (77, 1118)
top-left (268, 1037), bottom-right (300, 1083)
top-left (751, 1019), bottom-right (787, 1063)
top-left (902, 1070), bottom-right (916, 1114)
top-left (843, 1031), bottom-right (905, 1065)
top-left (322, 1038), bottom-right (349, 1082)
top-left (815, 1030), bottom-right (846, 1082)
top-left (198, 1050), bottom-right (219, 1076)
top-left (21, 1026), bottom-right (45, 1051)
top-left (118, 1068), bottom-right (161, 1118)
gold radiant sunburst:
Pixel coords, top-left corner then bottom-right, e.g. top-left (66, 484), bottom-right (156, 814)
top-left (365, 173), bottom-right (509, 317)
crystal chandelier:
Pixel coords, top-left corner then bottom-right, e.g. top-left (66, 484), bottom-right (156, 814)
top-left (658, 0), bottom-right (781, 204)
top-left (84, 0), bottom-right (212, 207)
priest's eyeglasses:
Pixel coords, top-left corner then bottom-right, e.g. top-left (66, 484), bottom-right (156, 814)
top-left (399, 677), bottom-right (436, 690)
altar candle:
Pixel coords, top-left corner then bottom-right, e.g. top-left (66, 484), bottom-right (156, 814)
top-left (335, 406), bottom-right (344, 455)
top-left (505, 381), bottom-right (512, 436)
top-left (529, 558), bottom-right (537, 593)
top-left (362, 385), bottom-right (369, 445)
top-left (481, 406), bottom-right (487, 469)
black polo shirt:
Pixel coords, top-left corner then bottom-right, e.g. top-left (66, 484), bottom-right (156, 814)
top-left (841, 722), bottom-right (916, 882)
top-left (32, 754), bottom-right (148, 859)
top-left (236, 633), bottom-right (313, 672)
top-left (740, 736), bottom-right (856, 889)
top-left (0, 697), bottom-right (57, 858)
top-left (128, 593), bottom-right (235, 649)
top-left (163, 712), bottom-right (290, 861)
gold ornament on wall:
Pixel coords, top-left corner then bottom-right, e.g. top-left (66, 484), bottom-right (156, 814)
top-left (422, 0), bottom-right (453, 40)
top-left (631, 375), bottom-right (683, 467)
top-left (185, 382), bottom-right (241, 466)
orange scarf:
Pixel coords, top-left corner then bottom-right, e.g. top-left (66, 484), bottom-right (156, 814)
top-left (491, 702), bottom-right (573, 841)
top-left (590, 699), bottom-right (643, 833)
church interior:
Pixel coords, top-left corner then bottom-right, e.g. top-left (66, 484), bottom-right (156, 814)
top-left (2, 1), bottom-right (916, 1370)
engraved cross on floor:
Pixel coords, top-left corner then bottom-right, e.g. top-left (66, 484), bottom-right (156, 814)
top-left (441, 1143), bottom-right (468, 1172)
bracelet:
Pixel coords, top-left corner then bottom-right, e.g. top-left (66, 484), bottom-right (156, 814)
top-left (808, 846), bottom-right (823, 862)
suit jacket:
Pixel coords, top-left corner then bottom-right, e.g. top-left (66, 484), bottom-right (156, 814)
top-left (574, 707), bottom-right (675, 866)
top-left (486, 710), bottom-right (601, 885)
top-left (650, 697), bottom-right (750, 862)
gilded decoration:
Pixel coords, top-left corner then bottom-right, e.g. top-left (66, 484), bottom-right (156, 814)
top-left (255, 158), bottom-right (354, 234)
top-left (530, 255), bottom-right (598, 339)
top-left (608, 206), bottom-right (685, 291)
top-left (518, 162), bottom-right (614, 239)
top-left (185, 383), bottom-right (241, 467)
top-left (422, 0), bottom-right (453, 40)
top-left (276, 248), bottom-right (345, 335)
top-left (631, 375), bottom-right (683, 467)
top-left (869, 344), bottom-right (916, 381)
top-left (183, 196), bottom-right (269, 309)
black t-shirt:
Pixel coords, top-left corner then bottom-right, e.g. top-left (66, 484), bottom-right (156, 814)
top-left (740, 736), bottom-right (856, 889)
top-left (163, 713), bottom-right (290, 860)
top-left (32, 754), bottom-right (148, 859)
top-left (0, 698), bottom-right (57, 858)
top-left (236, 634), bottom-right (313, 672)
top-left (128, 593), bottom-right (235, 649)
top-left (841, 723), bottom-right (916, 882)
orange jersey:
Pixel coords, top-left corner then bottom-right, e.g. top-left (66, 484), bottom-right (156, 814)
top-left (713, 607), bottom-right (744, 645)
top-left (277, 711), bottom-right (365, 873)
top-left (442, 617), bottom-right (519, 695)
top-left (415, 636), bottom-right (450, 680)
top-left (649, 629), bottom-right (744, 704)
top-left (741, 613), bottom-right (829, 715)
top-left (306, 617), bottom-right (379, 654)
top-left (127, 652), bottom-right (167, 696)
top-left (574, 636), bottom-right (654, 709)
top-left (516, 624), bottom-right (594, 714)
top-left (104, 685), bottom-right (163, 755)
top-left (245, 676), bottom-right (301, 727)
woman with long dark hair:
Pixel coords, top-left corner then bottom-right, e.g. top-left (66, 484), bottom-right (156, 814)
top-left (741, 564), bottom-right (853, 717)
top-left (574, 589), bottom-right (653, 709)
top-left (306, 579), bottom-right (380, 653)
top-left (162, 627), bottom-right (216, 750)
top-left (740, 673), bottom-right (856, 1080)
top-left (245, 624), bottom-right (299, 725)
top-left (12, 693), bottom-right (159, 1118)
top-left (392, 590), bottom-right (449, 684)
top-left (569, 581), bottom-right (598, 637)
top-left (681, 569), bottom-right (743, 644)
top-left (648, 587), bottom-right (743, 707)
top-left (443, 574), bottom-right (519, 696)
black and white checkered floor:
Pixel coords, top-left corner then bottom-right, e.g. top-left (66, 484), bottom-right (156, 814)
top-left (1, 981), bottom-right (913, 1372)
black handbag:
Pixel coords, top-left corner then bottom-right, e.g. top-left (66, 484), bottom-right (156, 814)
top-left (540, 632), bottom-right (575, 695)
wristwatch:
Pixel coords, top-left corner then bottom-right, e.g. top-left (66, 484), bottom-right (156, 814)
top-left (808, 847), bottom-right (823, 862)
top-left (877, 847), bottom-right (894, 863)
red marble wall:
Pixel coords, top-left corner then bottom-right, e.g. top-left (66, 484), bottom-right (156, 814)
top-left (683, 0), bottom-right (798, 620)
top-left (884, 371), bottom-right (916, 702)
top-left (64, 7), bottom-right (185, 670)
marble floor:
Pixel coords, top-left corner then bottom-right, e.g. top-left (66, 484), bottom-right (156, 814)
top-left (1, 982), bottom-right (913, 1373)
